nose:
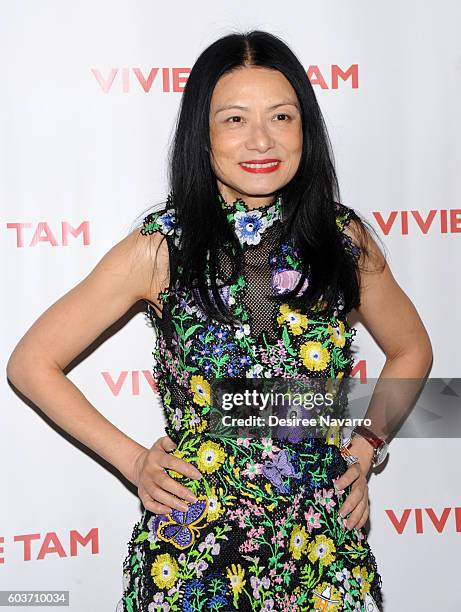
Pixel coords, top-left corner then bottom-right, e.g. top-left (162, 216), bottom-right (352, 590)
top-left (245, 119), bottom-right (275, 152)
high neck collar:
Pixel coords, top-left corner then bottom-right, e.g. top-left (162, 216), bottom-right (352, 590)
top-left (218, 193), bottom-right (282, 214)
top-left (218, 193), bottom-right (283, 246)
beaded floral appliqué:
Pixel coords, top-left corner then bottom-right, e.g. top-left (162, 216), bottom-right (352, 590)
top-left (119, 195), bottom-right (384, 612)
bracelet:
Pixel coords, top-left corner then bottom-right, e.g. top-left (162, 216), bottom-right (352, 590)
top-left (339, 444), bottom-right (360, 467)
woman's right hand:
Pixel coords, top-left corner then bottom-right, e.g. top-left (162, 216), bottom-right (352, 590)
top-left (131, 435), bottom-right (203, 515)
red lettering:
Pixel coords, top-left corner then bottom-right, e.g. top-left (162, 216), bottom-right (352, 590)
top-left (6, 223), bottom-right (33, 247)
top-left (162, 67), bottom-right (170, 92)
top-left (69, 528), bottom-right (99, 556)
top-left (92, 65), bottom-right (359, 94)
top-left (415, 508), bottom-right (424, 533)
top-left (143, 369), bottom-right (158, 392)
top-left (331, 64), bottom-right (359, 89)
top-left (441, 208), bottom-right (448, 233)
top-left (372, 211), bottom-right (398, 236)
top-left (455, 507), bottom-right (461, 532)
top-left (133, 68), bottom-right (160, 93)
top-left (450, 209), bottom-right (461, 232)
top-left (307, 66), bottom-right (328, 89)
top-left (14, 533), bottom-right (40, 561)
top-left (91, 68), bottom-right (118, 93)
top-left (132, 370), bottom-right (140, 395)
top-left (385, 508), bottom-right (412, 534)
top-left (372, 209), bottom-right (461, 235)
top-left (37, 532), bottom-right (66, 560)
top-left (425, 507), bottom-right (451, 533)
top-left (351, 359), bottom-right (366, 383)
top-left (411, 210), bottom-right (437, 234)
top-left (102, 371), bottom-right (129, 396)
top-left (61, 221), bottom-right (90, 245)
top-left (30, 223), bottom-right (58, 246)
top-left (172, 68), bottom-right (190, 92)
top-left (102, 370), bottom-right (158, 395)
top-left (401, 211), bottom-right (408, 235)
top-left (7, 222), bottom-right (90, 247)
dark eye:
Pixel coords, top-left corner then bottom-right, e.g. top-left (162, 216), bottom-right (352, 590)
top-left (275, 113), bottom-right (290, 121)
top-left (226, 116), bottom-right (242, 123)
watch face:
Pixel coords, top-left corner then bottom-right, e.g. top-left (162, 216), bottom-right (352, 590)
top-left (373, 442), bottom-right (389, 467)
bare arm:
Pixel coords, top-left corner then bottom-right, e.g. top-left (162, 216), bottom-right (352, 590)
top-left (6, 227), bottom-right (169, 485)
top-left (334, 220), bottom-right (434, 530)
top-left (348, 220), bottom-right (433, 375)
top-left (343, 220), bottom-right (433, 464)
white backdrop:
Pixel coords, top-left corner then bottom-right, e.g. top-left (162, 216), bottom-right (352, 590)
top-left (2, 1), bottom-right (460, 610)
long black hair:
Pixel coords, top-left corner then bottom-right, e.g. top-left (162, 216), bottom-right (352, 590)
top-left (137, 29), bottom-right (385, 324)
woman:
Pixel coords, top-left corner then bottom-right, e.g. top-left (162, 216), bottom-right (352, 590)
top-left (7, 31), bottom-right (432, 612)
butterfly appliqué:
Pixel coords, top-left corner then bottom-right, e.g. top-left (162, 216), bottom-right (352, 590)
top-left (262, 449), bottom-right (302, 493)
top-left (156, 496), bottom-right (209, 550)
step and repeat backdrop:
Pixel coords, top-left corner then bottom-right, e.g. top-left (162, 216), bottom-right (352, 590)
top-left (1, 1), bottom-right (460, 611)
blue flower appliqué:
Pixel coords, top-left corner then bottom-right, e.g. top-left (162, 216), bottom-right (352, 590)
top-left (234, 210), bottom-right (268, 246)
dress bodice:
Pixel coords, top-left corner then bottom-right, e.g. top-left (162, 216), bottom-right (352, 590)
top-left (140, 193), bottom-right (361, 444)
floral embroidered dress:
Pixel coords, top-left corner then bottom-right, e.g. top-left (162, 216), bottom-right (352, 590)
top-left (118, 194), bottom-right (384, 612)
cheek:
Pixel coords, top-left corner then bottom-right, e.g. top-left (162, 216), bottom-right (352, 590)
top-left (273, 131), bottom-right (302, 161)
top-left (210, 134), bottom-right (241, 161)
top-left (286, 128), bottom-right (303, 152)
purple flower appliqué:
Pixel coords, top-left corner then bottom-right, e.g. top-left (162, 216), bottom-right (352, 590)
top-left (271, 268), bottom-right (309, 296)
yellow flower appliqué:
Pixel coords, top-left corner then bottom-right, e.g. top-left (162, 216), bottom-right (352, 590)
top-left (328, 320), bottom-right (346, 347)
top-left (277, 304), bottom-right (308, 335)
top-left (190, 375), bottom-right (211, 406)
top-left (352, 565), bottom-right (372, 598)
top-left (226, 563), bottom-right (246, 596)
top-left (150, 553), bottom-right (179, 589)
top-left (307, 534), bottom-right (336, 566)
top-left (289, 524), bottom-right (309, 560)
top-left (299, 341), bottom-right (330, 371)
top-left (197, 441), bottom-right (226, 473)
top-left (206, 487), bottom-right (226, 522)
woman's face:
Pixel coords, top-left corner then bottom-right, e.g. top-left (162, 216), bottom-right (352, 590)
top-left (209, 66), bottom-right (303, 209)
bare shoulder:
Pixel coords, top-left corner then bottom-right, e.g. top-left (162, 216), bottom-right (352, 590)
top-left (7, 224), bottom-right (170, 375)
top-left (340, 208), bottom-right (432, 361)
top-left (118, 224), bottom-right (170, 307)
top-left (340, 213), bottom-right (387, 288)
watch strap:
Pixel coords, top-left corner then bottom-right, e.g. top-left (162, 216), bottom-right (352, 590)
top-left (352, 425), bottom-right (385, 449)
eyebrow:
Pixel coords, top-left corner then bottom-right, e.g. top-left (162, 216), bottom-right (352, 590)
top-left (214, 101), bottom-right (300, 115)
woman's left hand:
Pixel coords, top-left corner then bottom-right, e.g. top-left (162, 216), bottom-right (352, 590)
top-left (334, 436), bottom-right (374, 531)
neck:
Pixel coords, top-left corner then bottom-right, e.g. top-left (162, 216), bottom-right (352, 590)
top-left (217, 184), bottom-right (278, 211)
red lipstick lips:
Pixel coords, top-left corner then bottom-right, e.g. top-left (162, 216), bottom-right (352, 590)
top-left (239, 159), bottom-right (281, 174)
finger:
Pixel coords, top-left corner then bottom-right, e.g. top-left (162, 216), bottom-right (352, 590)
top-left (344, 499), bottom-right (368, 530)
top-left (146, 485), bottom-right (193, 512)
top-left (140, 497), bottom-right (173, 515)
top-left (356, 510), bottom-right (370, 530)
top-left (164, 454), bottom-right (203, 480)
top-left (338, 481), bottom-right (367, 519)
top-left (153, 436), bottom-right (177, 451)
top-left (154, 469), bottom-right (199, 503)
top-left (334, 463), bottom-right (361, 491)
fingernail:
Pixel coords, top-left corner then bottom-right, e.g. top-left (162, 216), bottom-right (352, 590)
top-left (180, 503), bottom-right (189, 511)
top-left (188, 493), bottom-right (198, 502)
top-left (195, 472), bottom-right (203, 479)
